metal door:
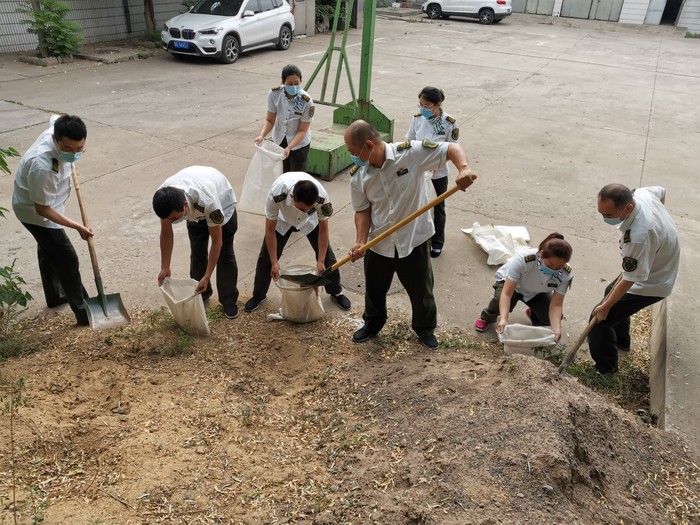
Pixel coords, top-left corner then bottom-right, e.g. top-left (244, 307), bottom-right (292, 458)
top-left (525, 0), bottom-right (555, 14)
top-left (512, 0), bottom-right (527, 12)
top-left (560, 0), bottom-right (593, 18)
top-left (561, 0), bottom-right (623, 19)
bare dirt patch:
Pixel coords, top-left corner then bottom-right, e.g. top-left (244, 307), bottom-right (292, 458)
top-left (1, 307), bottom-right (698, 524)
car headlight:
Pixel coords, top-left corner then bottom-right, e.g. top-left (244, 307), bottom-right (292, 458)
top-left (199, 27), bottom-right (223, 35)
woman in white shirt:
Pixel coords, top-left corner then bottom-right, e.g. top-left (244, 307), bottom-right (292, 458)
top-left (474, 233), bottom-right (573, 342)
top-left (255, 64), bottom-right (315, 173)
top-left (406, 86), bottom-right (460, 258)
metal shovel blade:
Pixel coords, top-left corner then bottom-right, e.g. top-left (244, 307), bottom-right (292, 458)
top-left (279, 271), bottom-right (333, 287)
top-left (84, 292), bottom-right (131, 330)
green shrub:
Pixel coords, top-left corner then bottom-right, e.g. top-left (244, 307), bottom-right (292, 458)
top-left (0, 147), bottom-right (20, 177)
top-left (17, 0), bottom-right (83, 59)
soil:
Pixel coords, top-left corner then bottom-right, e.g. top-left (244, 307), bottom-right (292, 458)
top-left (1, 306), bottom-right (698, 525)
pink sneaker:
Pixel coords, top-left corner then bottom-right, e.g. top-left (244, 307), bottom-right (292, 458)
top-left (474, 318), bottom-right (489, 332)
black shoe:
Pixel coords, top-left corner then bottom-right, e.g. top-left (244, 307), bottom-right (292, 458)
top-left (244, 296), bottom-right (266, 312)
top-left (420, 333), bottom-right (439, 350)
top-left (595, 366), bottom-right (618, 375)
top-left (330, 293), bottom-right (351, 311)
top-left (75, 310), bottom-right (90, 327)
top-left (202, 291), bottom-right (213, 304)
top-left (352, 325), bottom-right (378, 343)
top-left (430, 247), bottom-right (442, 258)
top-left (224, 303), bottom-right (239, 319)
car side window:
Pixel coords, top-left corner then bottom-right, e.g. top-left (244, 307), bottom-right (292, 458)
top-left (259, 0), bottom-right (275, 11)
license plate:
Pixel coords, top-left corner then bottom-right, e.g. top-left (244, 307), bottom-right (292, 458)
top-left (173, 41), bottom-right (189, 50)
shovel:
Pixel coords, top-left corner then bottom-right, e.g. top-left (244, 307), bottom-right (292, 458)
top-left (558, 273), bottom-right (622, 374)
top-left (71, 167), bottom-right (131, 330)
top-left (281, 177), bottom-right (476, 287)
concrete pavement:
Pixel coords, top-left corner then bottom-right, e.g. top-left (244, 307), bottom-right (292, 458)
top-left (1, 14), bottom-right (698, 453)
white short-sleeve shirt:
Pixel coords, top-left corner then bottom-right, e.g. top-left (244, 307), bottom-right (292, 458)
top-left (350, 140), bottom-right (449, 258)
top-left (495, 248), bottom-right (573, 302)
top-left (615, 186), bottom-right (679, 297)
top-left (159, 166), bottom-right (237, 227)
top-left (12, 117), bottom-right (72, 228)
top-left (267, 86), bottom-right (314, 150)
top-left (405, 111), bottom-right (459, 180)
top-left (265, 172), bottom-right (332, 236)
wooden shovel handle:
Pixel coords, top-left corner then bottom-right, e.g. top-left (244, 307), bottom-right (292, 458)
top-left (70, 166), bottom-right (101, 280)
top-left (325, 176), bottom-right (476, 275)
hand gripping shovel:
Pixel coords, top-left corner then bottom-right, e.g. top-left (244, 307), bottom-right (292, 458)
top-left (281, 177), bottom-right (477, 287)
top-left (71, 167), bottom-right (131, 330)
top-left (558, 273), bottom-right (622, 374)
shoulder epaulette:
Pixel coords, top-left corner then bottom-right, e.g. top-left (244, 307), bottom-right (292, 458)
top-left (271, 85), bottom-right (282, 91)
top-left (301, 94), bottom-right (310, 102)
top-left (414, 112), bottom-right (422, 118)
top-left (193, 203), bottom-right (205, 213)
top-left (524, 254), bottom-right (536, 263)
top-left (446, 115), bottom-right (456, 124)
top-left (623, 229), bottom-right (631, 243)
top-left (273, 192), bottom-right (287, 203)
top-left (563, 264), bottom-right (572, 273)
top-left (349, 164), bottom-right (359, 176)
top-left (421, 139), bottom-right (438, 149)
top-left (397, 140), bottom-right (412, 151)
top-left (51, 158), bottom-right (59, 173)
top-left (316, 196), bottom-right (325, 204)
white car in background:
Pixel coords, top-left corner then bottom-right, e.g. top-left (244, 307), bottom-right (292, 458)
top-left (161, 0), bottom-right (295, 64)
top-left (421, 0), bottom-right (512, 24)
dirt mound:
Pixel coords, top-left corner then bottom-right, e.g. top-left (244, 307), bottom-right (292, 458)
top-left (0, 308), bottom-right (697, 524)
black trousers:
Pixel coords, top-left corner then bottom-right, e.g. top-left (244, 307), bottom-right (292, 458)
top-left (279, 137), bottom-right (310, 173)
top-left (251, 224), bottom-right (342, 298)
top-left (186, 210), bottom-right (239, 306)
top-left (22, 222), bottom-right (89, 325)
top-left (587, 279), bottom-right (662, 373)
top-left (431, 176), bottom-right (448, 250)
top-left (479, 280), bottom-right (552, 326)
top-left (363, 240), bottom-right (436, 337)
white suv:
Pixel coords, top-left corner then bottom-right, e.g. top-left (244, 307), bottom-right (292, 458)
top-left (421, 0), bottom-right (512, 24)
top-left (161, 0), bottom-right (295, 64)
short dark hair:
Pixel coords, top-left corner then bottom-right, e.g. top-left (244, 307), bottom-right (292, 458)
top-left (598, 183), bottom-right (634, 210)
top-left (539, 232), bottom-right (572, 262)
top-left (54, 115), bottom-right (87, 142)
top-left (292, 180), bottom-right (319, 206)
top-left (153, 187), bottom-right (186, 219)
top-left (282, 64), bottom-right (302, 82)
top-left (419, 86), bottom-right (445, 105)
top-left (346, 120), bottom-right (382, 149)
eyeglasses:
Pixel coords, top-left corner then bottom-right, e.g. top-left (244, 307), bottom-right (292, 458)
top-left (417, 103), bottom-right (435, 110)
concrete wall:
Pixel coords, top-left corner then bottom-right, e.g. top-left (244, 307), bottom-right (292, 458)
top-left (678, 0), bottom-right (700, 31)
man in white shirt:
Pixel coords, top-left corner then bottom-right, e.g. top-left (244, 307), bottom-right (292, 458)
top-left (153, 166), bottom-right (240, 319)
top-left (12, 115), bottom-right (91, 325)
top-left (244, 172), bottom-right (351, 313)
top-left (345, 120), bottom-right (476, 350)
top-left (590, 183), bottom-right (680, 374)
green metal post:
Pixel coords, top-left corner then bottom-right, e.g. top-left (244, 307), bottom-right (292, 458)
top-left (358, 0), bottom-right (377, 122)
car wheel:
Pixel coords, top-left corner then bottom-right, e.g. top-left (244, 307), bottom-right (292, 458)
top-left (478, 8), bottom-right (495, 24)
top-left (220, 34), bottom-right (240, 64)
top-left (426, 3), bottom-right (442, 19)
top-left (276, 25), bottom-right (292, 50)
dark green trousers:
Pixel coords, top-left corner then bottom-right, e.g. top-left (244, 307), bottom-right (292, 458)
top-left (363, 240), bottom-right (436, 337)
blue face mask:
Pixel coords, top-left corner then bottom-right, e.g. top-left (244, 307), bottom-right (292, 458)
top-left (171, 215), bottom-right (186, 225)
top-left (58, 151), bottom-right (81, 163)
top-left (604, 217), bottom-right (622, 226)
top-left (420, 107), bottom-right (434, 119)
top-left (284, 85), bottom-right (300, 96)
top-left (350, 143), bottom-right (369, 167)
top-left (540, 263), bottom-right (560, 277)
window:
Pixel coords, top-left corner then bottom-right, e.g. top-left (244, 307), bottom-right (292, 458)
top-left (259, 0), bottom-right (275, 11)
top-left (192, 0), bottom-right (245, 16)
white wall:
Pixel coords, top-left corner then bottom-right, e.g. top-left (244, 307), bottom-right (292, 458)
top-left (678, 0), bottom-right (700, 31)
top-left (618, 0), bottom-right (651, 23)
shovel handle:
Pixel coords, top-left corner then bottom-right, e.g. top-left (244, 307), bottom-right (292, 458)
top-left (70, 166), bottom-right (101, 281)
top-left (325, 177), bottom-right (476, 275)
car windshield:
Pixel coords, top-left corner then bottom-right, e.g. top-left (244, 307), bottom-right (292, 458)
top-left (191, 0), bottom-right (245, 16)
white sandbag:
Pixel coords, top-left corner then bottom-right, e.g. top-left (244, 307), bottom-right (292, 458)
top-left (160, 277), bottom-right (210, 336)
top-left (238, 141), bottom-right (285, 215)
top-left (462, 222), bottom-right (531, 266)
top-left (272, 265), bottom-right (325, 323)
top-left (498, 323), bottom-right (556, 356)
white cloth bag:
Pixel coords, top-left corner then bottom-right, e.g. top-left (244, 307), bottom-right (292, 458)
top-left (498, 324), bottom-right (556, 355)
top-left (238, 141), bottom-right (286, 215)
top-left (160, 277), bottom-right (210, 336)
top-left (462, 222), bottom-right (531, 266)
top-left (269, 265), bottom-right (325, 323)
